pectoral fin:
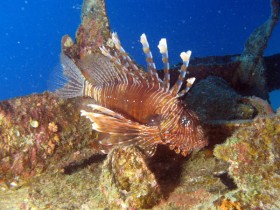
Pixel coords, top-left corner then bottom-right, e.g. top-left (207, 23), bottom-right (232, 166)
top-left (81, 104), bottom-right (161, 156)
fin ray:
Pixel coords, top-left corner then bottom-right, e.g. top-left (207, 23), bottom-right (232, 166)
top-left (55, 53), bottom-right (86, 98)
top-left (81, 104), bottom-right (158, 135)
top-left (81, 104), bottom-right (162, 155)
top-left (78, 53), bottom-right (144, 90)
top-left (140, 33), bottom-right (161, 87)
top-left (171, 51), bottom-right (192, 95)
top-left (158, 38), bottom-right (170, 91)
top-left (100, 34), bottom-right (147, 85)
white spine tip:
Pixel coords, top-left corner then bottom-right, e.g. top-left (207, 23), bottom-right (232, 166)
top-left (187, 77), bottom-right (196, 84)
top-left (112, 32), bottom-right (118, 40)
top-left (80, 110), bottom-right (87, 116)
top-left (140, 33), bottom-right (148, 45)
top-left (111, 32), bottom-right (121, 48)
top-left (180, 50), bottom-right (192, 61)
top-left (158, 38), bottom-right (167, 53)
top-left (112, 32), bottom-right (117, 37)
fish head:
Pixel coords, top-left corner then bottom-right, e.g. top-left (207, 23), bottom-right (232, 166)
top-left (160, 108), bottom-right (207, 156)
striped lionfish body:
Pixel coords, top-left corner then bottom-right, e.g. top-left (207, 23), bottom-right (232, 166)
top-left (57, 33), bottom-right (207, 156)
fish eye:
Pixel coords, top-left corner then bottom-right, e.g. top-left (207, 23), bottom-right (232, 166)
top-left (181, 115), bottom-right (190, 127)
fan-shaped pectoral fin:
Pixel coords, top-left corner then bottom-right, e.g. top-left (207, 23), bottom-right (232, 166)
top-left (81, 104), bottom-right (162, 156)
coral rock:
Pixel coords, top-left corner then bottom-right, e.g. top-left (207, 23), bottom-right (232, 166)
top-left (0, 92), bottom-right (96, 183)
top-left (185, 76), bottom-right (256, 122)
top-left (99, 146), bottom-right (162, 209)
top-left (214, 112), bottom-right (280, 209)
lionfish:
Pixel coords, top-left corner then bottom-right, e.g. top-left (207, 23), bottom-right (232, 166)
top-left (57, 33), bottom-right (207, 156)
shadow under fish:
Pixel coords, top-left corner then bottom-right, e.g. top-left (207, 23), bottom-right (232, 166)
top-left (56, 33), bottom-right (208, 157)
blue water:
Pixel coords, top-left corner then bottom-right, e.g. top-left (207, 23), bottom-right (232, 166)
top-left (0, 0), bottom-right (279, 111)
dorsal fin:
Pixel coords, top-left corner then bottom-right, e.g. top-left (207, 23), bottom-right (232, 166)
top-left (158, 38), bottom-right (170, 91)
top-left (170, 51), bottom-right (192, 96)
top-left (55, 53), bottom-right (86, 98)
top-left (140, 33), bottom-right (161, 86)
top-left (55, 52), bottom-right (138, 98)
top-left (100, 33), bottom-right (147, 85)
top-left (78, 54), bottom-right (127, 86)
top-left (57, 32), bottom-right (196, 100)
top-left (79, 53), bottom-right (146, 88)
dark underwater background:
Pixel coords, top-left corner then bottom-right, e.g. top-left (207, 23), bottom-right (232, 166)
top-left (0, 0), bottom-right (279, 110)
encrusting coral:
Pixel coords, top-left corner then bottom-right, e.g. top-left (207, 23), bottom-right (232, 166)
top-left (0, 93), bottom-right (96, 185)
top-left (214, 112), bottom-right (280, 209)
top-left (99, 146), bottom-right (162, 209)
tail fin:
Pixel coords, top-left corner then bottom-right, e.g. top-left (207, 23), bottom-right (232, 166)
top-left (55, 53), bottom-right (86, 98)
